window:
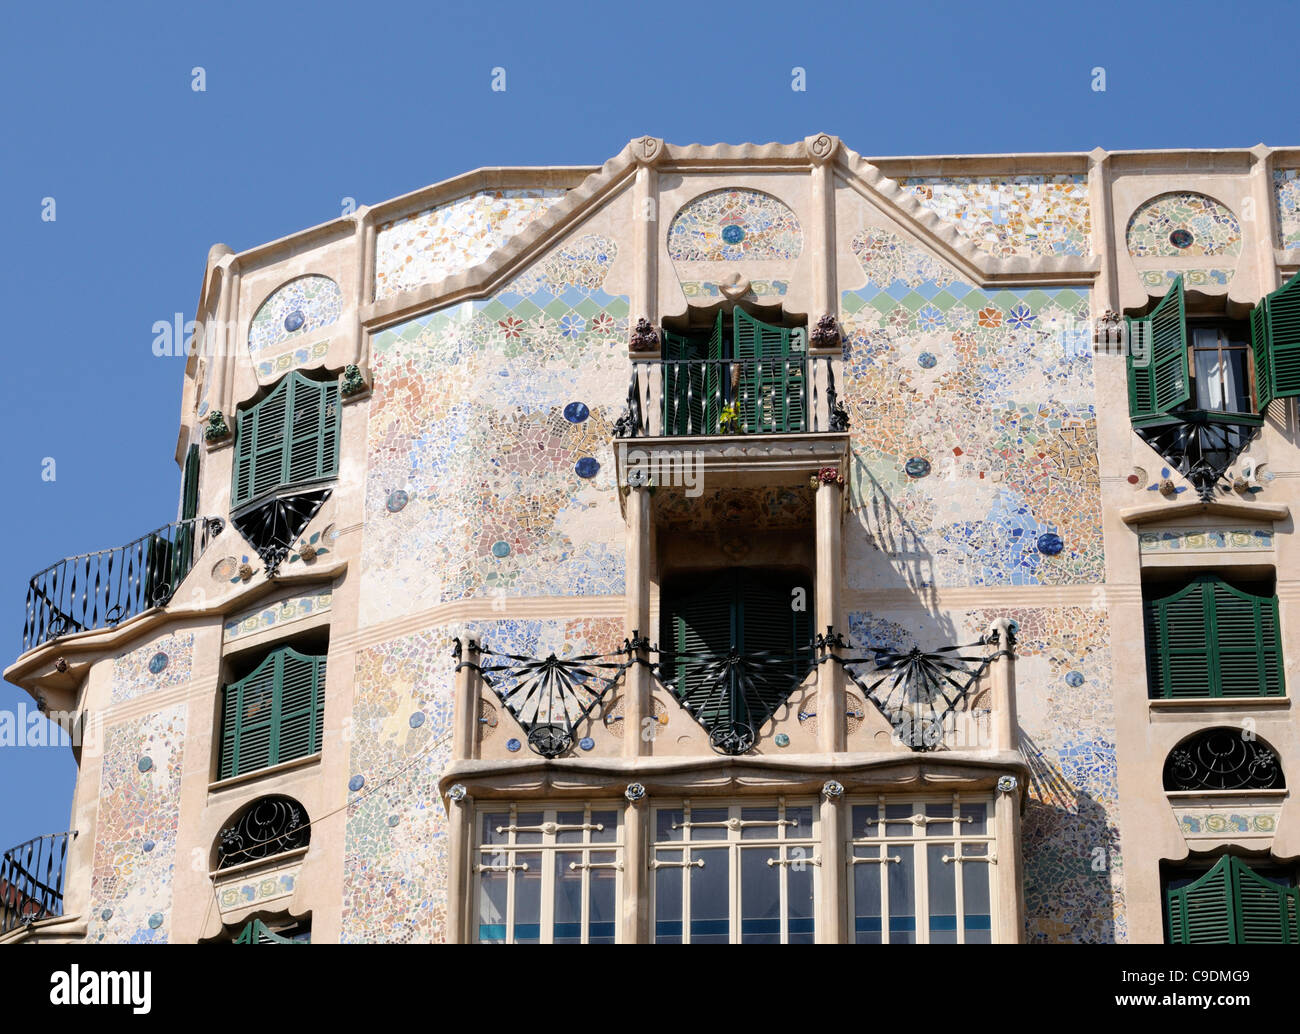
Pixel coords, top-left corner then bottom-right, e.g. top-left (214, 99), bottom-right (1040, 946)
top-left (658, 568), bottom-right (813, 751)
top-left (216, 795), bottom-right (310, 870)
top-left (1163, 728), bottom-right (1284, 791)
top-left (231, 371), bottom-right (340, 509)
top-left (661, 309), bottom-right (807, 434)
top-left (847, 795), bottom-right (995, 944)
top-left (231, 916), bottom-right (311, 944)
top-left (1189, 322), bottom-right (1252, 413)
top-left (475, 804), bottom-right (622, 944)
top-left (652, 799), bottom-right (817, 944)
top-left (1143, 573), bottom-right (1283, 699)
top-left (219, 645), bottom-right (327, 780)
top-left (1166, 856), bottom-right (1300, 944)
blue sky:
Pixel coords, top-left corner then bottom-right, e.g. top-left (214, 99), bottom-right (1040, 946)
top-left (0, 0), bottom-right (1292, 851)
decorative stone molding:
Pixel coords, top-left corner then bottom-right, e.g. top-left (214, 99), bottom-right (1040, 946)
top-left (805, 133), bottom-right (839, 165)
top-left (632, 136), bottom-right (665, 166)
top-left (339, 363), bottom-right (370, 401)
top-left (629, 317), bottom-right (659, 352)
top-left (203, 410), bottom-right (231, 446)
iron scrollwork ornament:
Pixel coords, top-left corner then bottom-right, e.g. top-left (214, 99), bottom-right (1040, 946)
top-left (216, 795), bottom-right (310, 870)
top-left (1163, 728), bottom-right (1285, 792)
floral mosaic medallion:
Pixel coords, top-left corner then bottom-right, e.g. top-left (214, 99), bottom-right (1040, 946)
top-left (1125, 192), bottom-right (1242, 258)
top-left (667, 188), bottom-right (802, 261)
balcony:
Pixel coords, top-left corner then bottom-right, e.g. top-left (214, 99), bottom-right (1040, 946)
top-left (22, 516), bottom-right (223, 652)
top-left (1133, 410), bottom-right (1262, 502)
top-left (0, 832), bottom-right (76, 937)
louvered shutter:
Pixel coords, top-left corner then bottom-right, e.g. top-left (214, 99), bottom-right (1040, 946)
top-left (1261, 271), bottom-right (1300, 402)
top-left (1251, 300), bottom-right (1274, 411)
top-left (703, 311), bottom-right (725, 433)
top-left (250, 379), bottom-right (291, 500)
top-left (173, 444), bottom-right (201, 583)
top-left (232, 373), bottom-right (340, 508)
top-left (1167, 856), bottom-right (1234, 943)
top-left (277, 650), bottom-right (325, 763)
top-left (1127, 278), bottom-right (1189, 418)
top-left (1144, 579), bottom-right (1212, 698)
top-left (287, 375), bottom-right (340, 485)
top-left (734, 309), bottom-right (805, 433)
top-left (1212, 580), bottom-right (1284, 698)
top-left (736, 571), bottom-right (812, 726)
top-left (1233, 858), bottom-right (1299, 944)
top-left (662, 329), bottom-right (704, 436)
top-left (234, 919), bottom-right (302, 944)
top-left (666, 579), bottom-right (737, 728)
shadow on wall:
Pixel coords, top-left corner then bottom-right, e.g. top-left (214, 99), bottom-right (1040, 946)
top-left (1020, 731), bottom-right (1120, 944)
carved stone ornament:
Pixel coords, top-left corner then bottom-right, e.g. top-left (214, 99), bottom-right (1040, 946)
top-left (810, 314), bottom-right (841, 349)
top-left (204, 410), bottom-right (231, 443)
top-left (629, 317), bottom-right (659, 352)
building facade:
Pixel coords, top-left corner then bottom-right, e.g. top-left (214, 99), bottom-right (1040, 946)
top-left (5, 135), bottom-right (1300, 944)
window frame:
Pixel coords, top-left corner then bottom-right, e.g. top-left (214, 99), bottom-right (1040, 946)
top-left (650, 797), bottom-right (820, 945)
top-left (1186, 319), bottom-right (1256, 415)
top-left (218, 644), bottom-right (328, 781)
top-left (473, 803), bottom-right (624, 945)
top-left (845, 793), bottom-right (997, 944)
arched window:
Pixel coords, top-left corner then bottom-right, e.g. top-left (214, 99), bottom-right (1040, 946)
top-left (219, 645), bottom-right (327, 780)
top-left (1162, 727), bottom-right (1284, 791)
top-left (231, 371), bottom-right (340, 510)
top-left (1166, 855), bottom-right (1299, 944)
top-left (216, 795), bottom-right (310, 870)
top-left (1143, 574), bottom-right (1283, 699)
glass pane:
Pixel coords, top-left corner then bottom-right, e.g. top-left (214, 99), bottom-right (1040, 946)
top-left (1225, 349), bottom-right (1249, 412)
top-left (963, 855), bottom-right (993, 945)
top-left (556, 810), bottom-right (585, 844)
top-left (787, 849), bottom-right (815, 944)
top-left (513, 852), bottom-right (542, 943)
top-left (589, 852), bottom-right (617, 944)
top-left (514, 811), bottom-right (544, 846)
top-left (885, 804), bottom-right (913, 837)
top-left (553, 851), bottom-right (583, 944)
top-left (852, 847), bottom-right (882, 944)
top-left (888, 844), bottom-right (916, 944)
top-left (690, 848), bottom-right (730, 943)
top-left (477, 865), bottom-right (507, 944)
top-left (851, 805), bottom-right (879, 839)
top-left (653, 852), bottom-right (684, 943)
top-left (655, 809), bottom-right (684, 843)
top-left (740, 848), bottom-right (780, 943)
top-left (480, 813), bottom-right (509, 846)
top-left (740, 806), bottom-right (779, 839)
top-left (962, 841), bottom-right (989, 856)
top-left (690, 807), bottom-right (730, 841)
top-left (927, 844), bottom-right (957, 945)
top-left (926, 802), bottom-right (953, 836)
top-left (591, 810), bottom-right (618, 844)
top-left (786, 806), bottom-right (813, 839)
top-left (960, 802), bottom-right (987, 836)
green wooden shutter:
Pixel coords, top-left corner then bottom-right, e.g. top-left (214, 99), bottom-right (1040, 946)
top-left (736, 571), bottom-right (812, 724)
top-left (232, 373), bottom-right (340, 508)
top-left (662, 328), bottom-right (705, 435)
top-left (1233, 858), bottom-right (1300, 944)
top-left (667, 578), bottom-right (737, 727)
top-left (172, 444), bottom-right (201, 583)
top-left (1260, 271), bottom-right (1300, 402)
top-left (703, 311), bottom-right (725, 433)
top-left (1127, 278), bottom-right (1189, 419)
top-left (233, 919), bottom-right (303, 944)
top-left (734, 309), bottom-right (805, 433)
top-left (1167, 856), bottom-right (1234, 943)
top-left (1146, 576), bottom-right (1284, 699)
top-left (219, 646), bottom-right (326, 779)
top-left (1250, 300), bottom-right (1274, 411)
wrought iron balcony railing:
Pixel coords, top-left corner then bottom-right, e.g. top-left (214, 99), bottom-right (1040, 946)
top-left (615, 355), bottom-right (849, 438)
top-left (23, 515), bottom-right (224, 652)
top-left (0, 831), bottom-right (76, 937)
top-left (1133, 410), bottom-right (1263, 502)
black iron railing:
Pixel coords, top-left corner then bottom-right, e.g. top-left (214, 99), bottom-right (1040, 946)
top-left (23, 516), bottom-right (224, 651)
top-left (1134, 411), bottom-right (1262, 502)
top-left (0, 831), bottom-right (76, 936)
top-left (616, 355), bottom-right (848, 438)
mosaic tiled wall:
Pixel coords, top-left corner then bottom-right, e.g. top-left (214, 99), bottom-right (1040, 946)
top-left (374, 189), bottom-right (567, 301)
top-left (841, 228), bottom-right (1101, 588)
top-left (224, 587), bottom-right (333, 642)
top-left (359, 234), bottom-right (629, 628)
top-left (341, 617), bottom-right (621, 942)
top-left (1125, 192), bottom-right (1242, 258)
top-left (110, 631), bottom-right (194, 704)
top-left (845, 605), bottom-right (1122, 942)
top-left (667, 188), bottom-right (802, 261)
top-left (247, 275), bottom-right (342, 381)
top-left (900, 175), bottom-right (1091, 258)
top-left (86, 705), bottom-right (187, 943)
top-left (1274, 169), bottom-right (1300, 249)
